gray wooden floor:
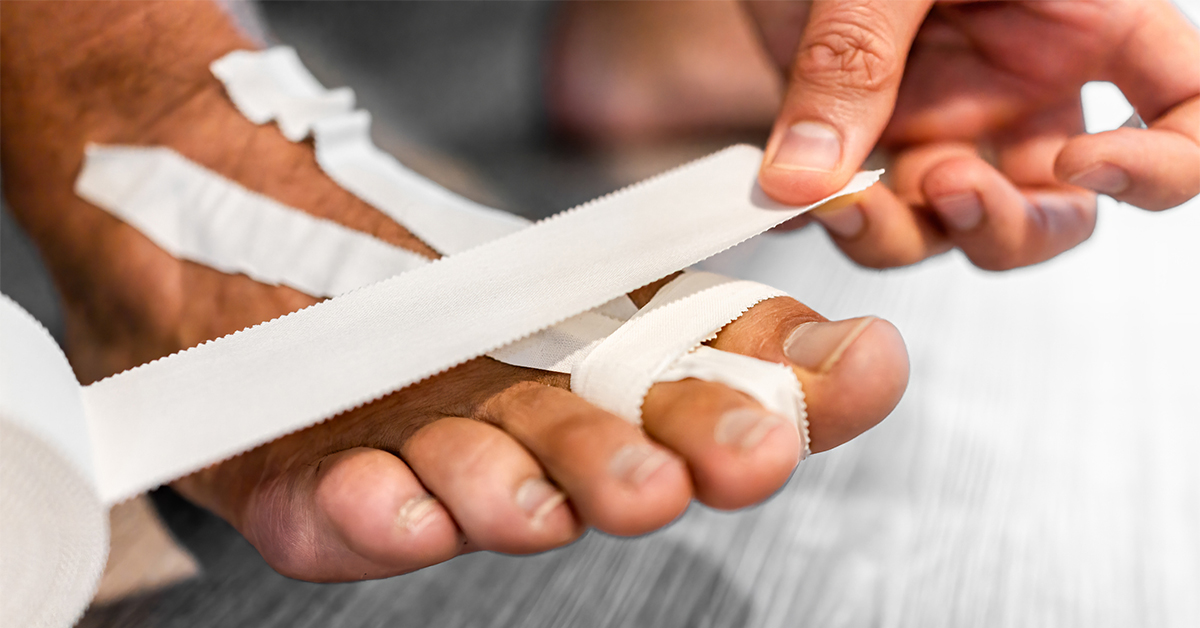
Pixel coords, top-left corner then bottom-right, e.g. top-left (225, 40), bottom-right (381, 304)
top-left (2, 2), bottom-right (1196, 625)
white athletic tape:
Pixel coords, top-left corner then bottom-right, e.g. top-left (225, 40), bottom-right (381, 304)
top-left (212, 47), bottom-right (530, 256)
top-left (2, 147), bottom-right (876, 625)
top-left (570, 272), bottom-right (794, 423)
top-left (84, 145), bottom-right (876, 504)
top-left (75, 145), bottom-right (429, 297)
top-left (74, 148), bottom-right (808, 447)
top-left (210, 47), bottom-right (356, 142)
top-left (205, 46), bottom-right (819, 407)
top-left (74, 144), bottom-right (628, 374)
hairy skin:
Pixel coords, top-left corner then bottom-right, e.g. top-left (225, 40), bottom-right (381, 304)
top-left (3, 1), bottom-right (907, 582)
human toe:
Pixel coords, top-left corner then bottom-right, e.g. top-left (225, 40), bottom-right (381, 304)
top-left (481, 382), bottom-right (692, 536)
top-left (710, 298), bottom-right (909, 452)
top-left (641, 378), bottom-right (802, 510)
top-left (401, 416), bottom-right (581, 554)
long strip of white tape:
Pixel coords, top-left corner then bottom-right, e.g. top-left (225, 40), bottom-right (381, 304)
top-left (74, 143), bottom-right (629, 374)
top-left (80, 146), bottom-right (880, 504)
top-left (571, 272), bottom-right (788, 423)
top-left (75, 146), bottom-right (809, 445)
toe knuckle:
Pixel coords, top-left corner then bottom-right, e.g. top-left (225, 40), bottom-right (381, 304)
top-left (794, 6), bottom-right (900, 93)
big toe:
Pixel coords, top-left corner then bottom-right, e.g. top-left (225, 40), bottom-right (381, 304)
top-left (711, 297), bottom-right (909, 453)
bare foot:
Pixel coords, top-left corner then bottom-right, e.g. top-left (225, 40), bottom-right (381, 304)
top-left (2, 1), bottom-right (908, 582)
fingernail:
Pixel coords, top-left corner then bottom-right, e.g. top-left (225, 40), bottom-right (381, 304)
top-left (714, 407), bottom-right (787, 450)
top-left (930, 192), bottom-right (984, 231)
top-left (784, 317), bottom-right (878, 374)
top-left (769, 121), bottom-right (842, 172)
top-left (396, 495), bottom-right (438, 533)
top-left (1068, 163), bottom-right (1130, 195)
top-left (609, 444), bottom-right (671, 487)
top-left (515, 477), bottom-right (565, 528)
top-left (813, 202), bottom-right (865, 238)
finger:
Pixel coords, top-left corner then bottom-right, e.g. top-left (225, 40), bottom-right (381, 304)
top-left (641, 378), bottom-right (802, 511)
top-left (811, 180), bottom-right (953, 268)
top-left (242, 447), bottom-right (463, 582)
top-left (759, 0), bottom-right (932, 205)
top-left (708, 297), bottom-right (909, 453)
top-left (401, 416), bottom-right (581, 554)
top-left (480, 382), bottom-right (692, 537)
top-left (994, 97), bottom-right (1087, 189)
top-left (1104, 0), bottom-right (1200, 123)
top-left (1056, 98), bottom-right (1200, 211)
top-left (923, 155), bottom-right (1096, 270)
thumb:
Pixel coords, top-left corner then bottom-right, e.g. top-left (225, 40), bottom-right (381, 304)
top-left (758, 0), bottom-right (931, 205)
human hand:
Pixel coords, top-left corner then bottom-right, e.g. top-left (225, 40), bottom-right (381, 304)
top-left (751, 0), bottom-right (1200, 270)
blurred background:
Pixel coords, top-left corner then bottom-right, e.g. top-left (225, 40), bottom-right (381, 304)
top-left (3, 2), bottom-right (1199, 626)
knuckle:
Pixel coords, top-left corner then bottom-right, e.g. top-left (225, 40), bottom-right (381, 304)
top-left (794, 5), bottom-right (901, 93)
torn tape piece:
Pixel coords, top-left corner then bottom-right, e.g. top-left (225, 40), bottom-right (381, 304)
top-left (82, 145), bottom-right (877, 504)
top-left (75, 144), bottom-right (429, 298)
top-left (210, 46), bottom-right (355, 141)
top-left (570, 271), bottom-right (788, 424)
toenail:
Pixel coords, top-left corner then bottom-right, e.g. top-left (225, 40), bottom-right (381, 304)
top-left (396, 495), bottom-right (438, 533)
top-left (714, 407), bottom-right (787, 450)
top-left (785, 317), bottom-right (878, 374)
top-left (515, 478), bottom-right (565, 528)
top-left (609, 444), bottom-right (671, 487)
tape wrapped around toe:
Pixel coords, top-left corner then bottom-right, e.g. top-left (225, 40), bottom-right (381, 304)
top-left (570, 272), bottom-right (810, 455)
